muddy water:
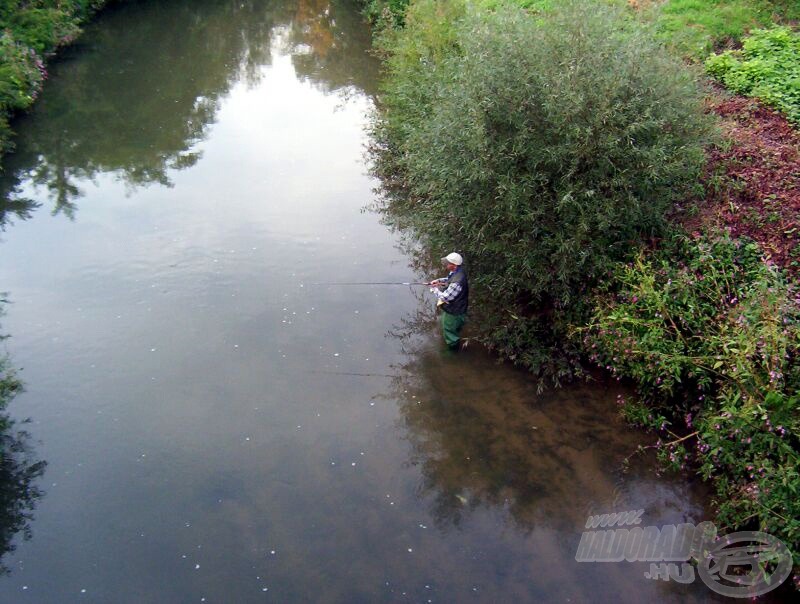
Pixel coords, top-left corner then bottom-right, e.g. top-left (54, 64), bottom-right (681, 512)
top-left (0, 0), bottom-right (737, 602)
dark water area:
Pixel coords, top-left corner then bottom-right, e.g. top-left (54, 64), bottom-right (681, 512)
top-left (0, 0), bottom-right (780, 602)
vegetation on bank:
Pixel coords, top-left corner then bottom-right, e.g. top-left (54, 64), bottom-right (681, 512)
top-left (706, 26), bottom-right (800, 125)
top-left (582, 233), bottom-right (799, 548)
top-left (370, 0), bottom-right (715, 379)
top-left (648, 0), bottom-right (800, 59)
top-left (0, 1), bottom-right (109, 165)
top-left (366, 0), bottom-right (800, 125)
top-left (365, 0), bottom-right (800, 576)
top-left (366, 0), bottom-right (800, 55)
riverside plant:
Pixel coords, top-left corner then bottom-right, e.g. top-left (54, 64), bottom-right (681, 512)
top-left (369, 0), bottom-right (715, 378)
top-left (706, 26), bottom-right (800, 126)
top-left (0, 32), bottom-right (47, 155)
top-left (580, 232), bottom-right (800, 566)
top-left (0, 0), bottom-right (106, 162)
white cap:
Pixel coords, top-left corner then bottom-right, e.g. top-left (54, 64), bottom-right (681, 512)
top-left (442, 252), bottom-right (463, 266)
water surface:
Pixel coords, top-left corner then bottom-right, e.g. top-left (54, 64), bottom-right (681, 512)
top-left (0, 0), bottom-right (738, 601)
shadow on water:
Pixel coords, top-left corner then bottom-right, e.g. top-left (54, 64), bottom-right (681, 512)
top-left (0, 0), bottom-right (377, 224)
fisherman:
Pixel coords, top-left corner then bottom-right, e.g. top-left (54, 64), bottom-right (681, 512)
top-left (429, 252), bottom-right (469, 350)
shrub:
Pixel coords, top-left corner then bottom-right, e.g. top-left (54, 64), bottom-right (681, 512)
top-left (370, 0), bottom-right (715, 374)
top-left (580, 232), bottom-right (800, 563)
top-left (362, 0), bottom-right (411, 28)
top-left (706, 26), bottom-right (800, 125)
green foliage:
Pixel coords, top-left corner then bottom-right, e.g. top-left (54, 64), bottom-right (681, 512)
top-left (696, 390), bottom-right (799, 558)
top-left (0, 1), bottom-right (110, 167)
top-left (3, 7), bottom-right (80, 54)
top-left (0, 32), bottom-right (45, 156)
top-left (583, 233), bottom-right (797, 402)
top-left (362, 0), bottom-right (553, 29)
top-left (362, 0), bottom-right (411, 28)
top-left (581, 232), bottom-right (800, 562)
top-left (369, 0), bottom-right (800, 568)
top-left (706, 26), bottom-right (800, 125)
top-left (474, 0), bottom-right (555, 12)
top-left (0, 34), bottom-right (44, 112)
top-left (650, 0), bottom-right (800, 59)
top-left (371, 0), bottom-right (714, 374)
top-left (371, 0), bottom-right (466, 154)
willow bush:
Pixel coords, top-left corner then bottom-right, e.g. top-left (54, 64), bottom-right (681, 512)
top-left (370, 0), bottom-right (715, 375)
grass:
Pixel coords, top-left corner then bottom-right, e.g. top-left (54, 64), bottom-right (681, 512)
top-left (648, 0), bottom-right (800, 59)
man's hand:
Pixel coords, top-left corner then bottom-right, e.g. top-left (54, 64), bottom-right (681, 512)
top-left (429, 279), bottom-right (442, 286)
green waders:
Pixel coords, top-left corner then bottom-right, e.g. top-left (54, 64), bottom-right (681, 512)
top-left (440, 311), bottom-right (466, 349)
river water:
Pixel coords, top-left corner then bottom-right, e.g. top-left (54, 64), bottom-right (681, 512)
top-left (0, 1), bottom-right (743, 602)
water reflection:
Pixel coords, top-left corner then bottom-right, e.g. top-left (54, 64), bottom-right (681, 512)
top-left (0, 357), bottom-right (46, 575)
top-left (0, 198), bottom-right (40, 233)
top-left (0, 0), bottom-right (375, 223)
top-left (287, 0), bottom-right (380, 94)
top-left (385, 301), bottom-right (708, 534)
top-left (0, 420), bottom-right (46, 576)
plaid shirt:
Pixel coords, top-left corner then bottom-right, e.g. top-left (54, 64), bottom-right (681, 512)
top-left (432, 270), bottom-right (463, 303)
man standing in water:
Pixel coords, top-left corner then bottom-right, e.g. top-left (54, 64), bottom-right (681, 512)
top-left (429, 252), bottom-right (469, 350)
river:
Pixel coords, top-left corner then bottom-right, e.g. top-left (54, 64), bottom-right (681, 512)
top-left (0, 0), bottom-right (740, 602)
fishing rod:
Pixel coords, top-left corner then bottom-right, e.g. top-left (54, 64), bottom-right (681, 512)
top-left (306, 281), bottom-right (432, 286)
top-left (310, 370), bottom-right (401, 378)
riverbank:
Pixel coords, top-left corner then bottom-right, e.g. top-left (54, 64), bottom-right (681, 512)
top-left (0, 1), bottom-right (113, 167)
top-left (363, 0), bottom-right (799, 588)
top-left (1, 0), bottom-right (112, 442)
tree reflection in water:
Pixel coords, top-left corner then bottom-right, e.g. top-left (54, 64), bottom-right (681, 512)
top-left (0, 198), bottom-right (40, 233)
top-left (287, 0), bottom-right (380, 95)
top-left (0, 346), bottom-right (46, 575)
top-left (0, 419), bottom-right (46, 576)
top-left (0, 0), bottom-right (377, 221)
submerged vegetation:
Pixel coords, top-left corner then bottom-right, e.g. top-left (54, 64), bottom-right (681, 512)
top-left (366, 0), bottom-right (800, 576)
